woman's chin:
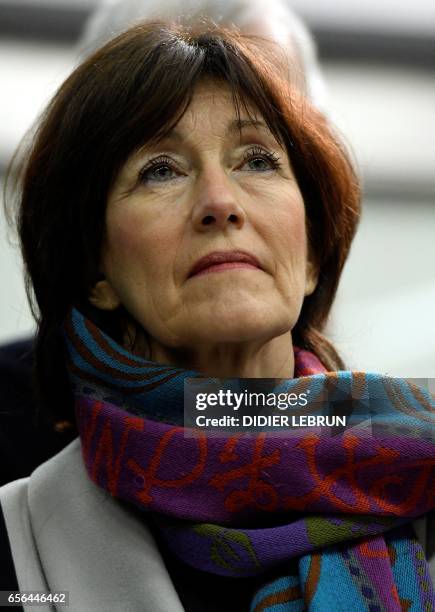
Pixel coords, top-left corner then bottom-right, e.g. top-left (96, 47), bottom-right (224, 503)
top-left (183, 309), bottom-right (291, 344)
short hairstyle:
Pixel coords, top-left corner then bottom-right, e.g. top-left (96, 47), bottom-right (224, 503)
top-left (6, 21), bottom-right (360, 429)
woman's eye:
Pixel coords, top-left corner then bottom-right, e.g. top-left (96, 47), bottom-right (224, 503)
top-left (137, 148), bottom-right (281, 185)
top-left (139, 157), bottom-right (179, 184)
top-left (240, 147), bottom-right (282, 172)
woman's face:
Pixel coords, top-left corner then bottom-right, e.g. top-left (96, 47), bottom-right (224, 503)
top-left (98, 80), bottom-right (317, 356)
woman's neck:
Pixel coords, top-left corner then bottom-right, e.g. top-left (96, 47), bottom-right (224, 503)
top-left (142, 330), bottom-right (295, 379)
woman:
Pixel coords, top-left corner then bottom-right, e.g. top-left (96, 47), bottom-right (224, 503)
top-left (0, 0), bottom-right (327, 488)
top-left (1, 21), bottom-right (434, 611)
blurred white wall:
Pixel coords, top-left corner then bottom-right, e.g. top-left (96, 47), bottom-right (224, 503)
top-left (327, 199), bottom-right (435, 376)
top-left (292, 0), bottom-right (435, 34)
top-left (0, 13), bottom-right (434, 375)
top-left (324, 63), bottom-right (435, 194)
top-left (0, 187), bottom-right (34, 342)
top-left (0, 39), bottom-right (74, 172)
top-left (0, 39), bottom-right (74, 343)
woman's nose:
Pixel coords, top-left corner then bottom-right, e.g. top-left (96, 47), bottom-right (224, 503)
top-left (191, 167), bottom-right (246, 232)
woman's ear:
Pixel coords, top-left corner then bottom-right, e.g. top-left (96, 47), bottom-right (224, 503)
top-left (304, 258), bottom-right (319, 297)
top-left (89, 279), bottom-right (121, 311)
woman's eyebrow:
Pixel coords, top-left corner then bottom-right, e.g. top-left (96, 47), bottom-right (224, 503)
top-left (225, 118), bottom-right (268, 136)
top-left (165, 118), bottom-right (268, 142)
top-left (136, 118), bottom-right (273, 156)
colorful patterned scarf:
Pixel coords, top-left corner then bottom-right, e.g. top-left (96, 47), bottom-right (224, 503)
top-left (64, 308), bottom-right (435, 611)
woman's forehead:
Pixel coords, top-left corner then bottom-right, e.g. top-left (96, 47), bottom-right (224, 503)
top-left (181, 80), bottom-right (260, 121)
top-left (161, 117), bottom-right (274, 143)
top-left (143, 83), bottom-right (280, 147)
top-left (120, 77), bottom-right (288, 167)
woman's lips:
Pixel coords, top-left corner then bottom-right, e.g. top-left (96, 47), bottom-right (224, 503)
top-left (191, 262), bottom-right (261, 277)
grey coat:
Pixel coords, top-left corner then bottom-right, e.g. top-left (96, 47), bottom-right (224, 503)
top-left (0, 439), bottom-right (434, 612)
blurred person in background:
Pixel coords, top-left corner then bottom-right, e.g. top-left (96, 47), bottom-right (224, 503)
top-left (0, 0), bottom-right (327, 487)
top-left (1, 18), bottom-right (433, 609)
top-left (79, 0), bottom-right (327, 107)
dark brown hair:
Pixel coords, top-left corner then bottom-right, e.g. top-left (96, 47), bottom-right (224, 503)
top-left (6, 20), bottom-right (360, 430)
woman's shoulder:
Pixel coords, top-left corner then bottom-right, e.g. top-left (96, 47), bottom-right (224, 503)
top-left (0, 477), bottom-right (28, 591)
top-left (0, 474), bottom-right (48, 592)
top-left (0, 442), bottom-right (83, 591)
top-left (0, 440), bottom-right (185, 610)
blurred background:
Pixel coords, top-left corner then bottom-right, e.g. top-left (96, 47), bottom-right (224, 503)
top-left (0, 0), bottom-right (434, 376)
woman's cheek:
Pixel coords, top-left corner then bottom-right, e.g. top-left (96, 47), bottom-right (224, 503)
top-left (272, 195), bottom-right (307, 252)
top-left (106, 204), bottom-right (152, 259)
